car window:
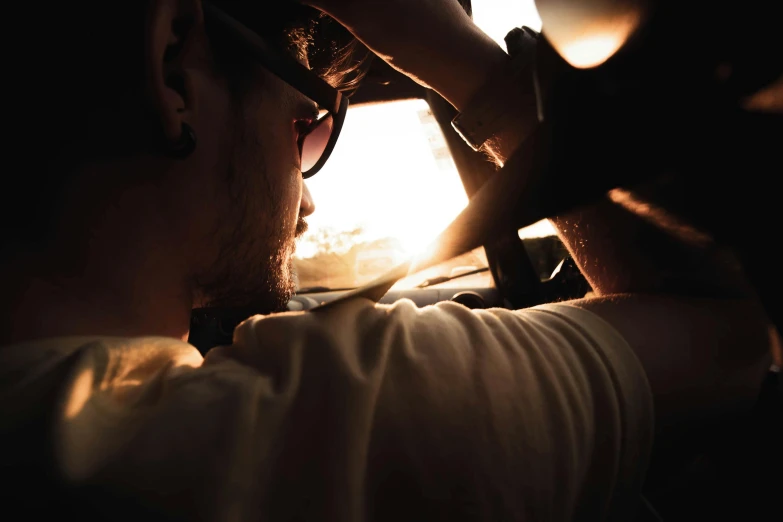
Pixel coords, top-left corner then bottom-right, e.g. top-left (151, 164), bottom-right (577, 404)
top-left (293, 99), bottom-right (491, 292)
top-left (472, 0), bottom-right (542, 46)
top-left (518, 220), bottom-right (569, 281)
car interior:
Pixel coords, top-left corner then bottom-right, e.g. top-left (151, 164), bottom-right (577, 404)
top-left (188, 0), bottom-right (781, 520)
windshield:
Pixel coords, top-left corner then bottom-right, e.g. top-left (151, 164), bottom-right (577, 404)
top-left (293, 99), bottom-right (490, 291)
top-left (472, 0), bottom-right (541, 45)
top-left (293, 1), bottom-right (546, 293)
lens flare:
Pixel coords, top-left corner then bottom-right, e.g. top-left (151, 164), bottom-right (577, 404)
top-left (535, 0), bottom-right (645, 68)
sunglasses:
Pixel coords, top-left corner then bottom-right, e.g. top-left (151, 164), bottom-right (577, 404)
top-left (203, 1), bottom-right (349, 179)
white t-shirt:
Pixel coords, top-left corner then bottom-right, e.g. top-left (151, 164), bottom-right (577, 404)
top-left (0, 299), bottom-right (653, 521)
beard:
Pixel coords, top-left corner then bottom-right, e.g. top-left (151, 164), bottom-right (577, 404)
top-left (192, 119), bottom-right (308, 316)
top-left (194, 214), bottom-right (308, 315)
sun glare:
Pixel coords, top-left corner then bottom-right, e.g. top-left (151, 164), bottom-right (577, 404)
top-left (547, 17), bottom-right (640, 68)
top-left (298, 99), bottom-right (469, 261)
top-left (535, 0), bottom-right (644, 69)
top-left (473, 0), bottom-right (543, 45)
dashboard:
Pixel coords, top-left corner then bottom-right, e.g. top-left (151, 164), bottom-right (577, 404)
top-left (288, 286), bottom-right (503, 311)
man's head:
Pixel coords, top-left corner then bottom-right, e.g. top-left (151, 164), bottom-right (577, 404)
top-left (2, 0), bottom-right (366, 340)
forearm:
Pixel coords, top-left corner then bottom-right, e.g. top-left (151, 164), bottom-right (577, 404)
top-left (550, 194), bottom-right (753, 298)
top-left (436, 33), bottom-right (539, 168)
top-left (305, 0), bottom-right (508, 113)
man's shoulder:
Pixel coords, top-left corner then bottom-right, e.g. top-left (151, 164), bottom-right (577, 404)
top-left (0, 335), bottom-right (203, 419)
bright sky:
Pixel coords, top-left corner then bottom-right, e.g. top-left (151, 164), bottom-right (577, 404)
top-left (472, 0), bottom-right (542, 44)
top-left (296, 0), bottom-right (551, 261)
top-left (298, 99), bottom-right (467, 258)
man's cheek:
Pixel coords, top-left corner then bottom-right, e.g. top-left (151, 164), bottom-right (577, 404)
top-left (273, 168), bottom-right (304, 237)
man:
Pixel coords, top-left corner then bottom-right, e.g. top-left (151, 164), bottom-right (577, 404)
top-left (0, 0), bottom-right (774, 521)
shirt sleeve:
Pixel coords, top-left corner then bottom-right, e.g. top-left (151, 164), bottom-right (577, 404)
top-left (51, 298), bottom-right (653, 522)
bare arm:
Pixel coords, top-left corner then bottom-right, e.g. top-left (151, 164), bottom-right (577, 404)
top-left (549, 193), bottom-right (754, 298)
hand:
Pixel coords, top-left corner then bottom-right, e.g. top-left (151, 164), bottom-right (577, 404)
top-left (300, 0), bottom-right (508, 110)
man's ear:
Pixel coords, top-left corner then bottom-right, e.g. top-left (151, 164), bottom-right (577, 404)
top-left (146, 0), bottom-right (204, 144)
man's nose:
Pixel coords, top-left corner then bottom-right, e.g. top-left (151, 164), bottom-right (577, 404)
top-left (300, 182), bottom-right (316, 217)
